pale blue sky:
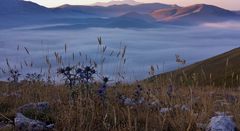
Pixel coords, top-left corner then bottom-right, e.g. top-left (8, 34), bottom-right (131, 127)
top-left (27, 0), bottom-right (240, 10)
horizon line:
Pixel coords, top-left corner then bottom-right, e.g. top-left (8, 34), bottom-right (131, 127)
top-left (25, 0), bottom-right (239, 11)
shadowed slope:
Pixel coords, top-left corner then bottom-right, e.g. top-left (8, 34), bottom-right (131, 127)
top-left (0, 0), bottom-right (50, 15)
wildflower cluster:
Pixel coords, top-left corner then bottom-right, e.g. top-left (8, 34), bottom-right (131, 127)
top-left (25, 73), bottom-right (43, 84)
top-left (133, 85), bottom-right (143, 101)
top-left (98, 77), bottom-right (109, 102)
top-left (58, 65), bottom-right (96, 100)
top-left (57, 66), bottom-right (96, 88)
top-left (7, 69), bottom-right (21, 84)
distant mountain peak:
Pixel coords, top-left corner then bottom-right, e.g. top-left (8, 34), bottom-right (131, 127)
top-left (92, 0), bottom-right (142, 7)
top-left (118, 11), bottom-right (155, 22)
top-left (151, 4), bottom-right (239, 23)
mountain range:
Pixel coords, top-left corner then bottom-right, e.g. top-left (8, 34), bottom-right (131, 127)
top-left (0, 0), bottom-right (239, 29)
top-left (151, 4), bottom-right (240, 25)
top-left (92, 0), bottom-right (142, 6)
top-left (56, 3), bottom-right (175, 17)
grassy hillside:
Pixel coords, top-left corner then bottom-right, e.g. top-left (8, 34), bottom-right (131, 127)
top-left (1, 46), bottom-right (240, 130)
top-left (149, 47), bottom-right (240, 87)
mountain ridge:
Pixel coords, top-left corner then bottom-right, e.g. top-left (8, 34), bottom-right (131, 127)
top-left (92, 0), bottom-right (142, 7)
top-left (54, 3), bottom-right (175, 17)
top-left (0, 0), bottom-right (50, 15)
top-left (151, 4), bottom-right (240, 24)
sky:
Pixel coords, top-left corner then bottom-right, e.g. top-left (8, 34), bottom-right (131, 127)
top-left (27, 0), bottom-right (240, 10)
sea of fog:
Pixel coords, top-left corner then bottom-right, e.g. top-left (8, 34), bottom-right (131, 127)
top-left (0, 25), bottom-right (239, 82)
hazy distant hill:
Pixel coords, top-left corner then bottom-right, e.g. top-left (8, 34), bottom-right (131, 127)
top-left (56, 3), bottom-right (174, 17)
top-left (107, 12), bottom-right (157, 28)
top-left (148, 47), bottom-right (240, 87)
top-left (93, 0), bottom-right (142, 7)
top-left (151, 4), bottom-right (240, 24)
top-left (0, 0), bottom-right (55, 29)
top-left (0, 0), bottom-right (50, 15)
top-left (116, 12), bottom-right (155, 22)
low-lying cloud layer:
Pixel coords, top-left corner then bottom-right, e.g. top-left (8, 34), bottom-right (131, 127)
top-left (0, 26), bottom-right (239, 81)
top-left (202, 21), bottom-right (240, 30)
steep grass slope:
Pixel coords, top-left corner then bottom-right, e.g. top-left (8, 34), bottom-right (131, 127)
top-left (149, 47), bottom-right (240, 87)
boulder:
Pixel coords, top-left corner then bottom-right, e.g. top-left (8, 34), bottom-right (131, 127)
top-left (15, 113), bottom-right (53, 131)
top-left (207, 112), bottom-right (237, 131)
top-left (15, 102), bottom-right (54, 131)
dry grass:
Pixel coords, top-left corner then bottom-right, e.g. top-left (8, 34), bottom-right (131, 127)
top-left (0, 81), bottom-right (240, 130)
top-left (150, 47), bottom-right (240, 87)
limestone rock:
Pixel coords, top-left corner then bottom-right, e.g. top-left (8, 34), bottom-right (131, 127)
top-left (15, 113), bottom-right (49, 131)
top-left (207, 112), bottom-right (237, 131)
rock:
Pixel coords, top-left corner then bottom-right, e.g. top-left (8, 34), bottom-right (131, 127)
top-left (160, 104), bottom-right (190, 114)
top-left (148, 100), bottom-right (160, 107)
top-left (119, 95), bottom-right (145, 106)
top-left (196, 123), bottom-right (207, 129)
top-left (179, 104), bottom-right (190, 111)
top-left (123, 98), bottom-right (136, 106)
top-left (0, 121), bottom-right (13, 129)
top-left (0, 123), bottom-right (13, 130)
top-left (14, 113), bottom-right (54, 131)
top-left (207, 112), bottom-right (237, 131)
top-left (17, 102), bottom-right (49, 113)
top-left (15, 102), bottom-right (54, 130)
top-left (46, 124), bottom-right (54, 129)
top-left (1, 91), bottom-right (21, 97)
top-left (160, 108), bottom-right (172, 113)
top-left (136, 97), bottom-right (145, 104)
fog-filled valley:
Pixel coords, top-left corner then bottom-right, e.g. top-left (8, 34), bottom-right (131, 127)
top-left (0, 24), bottom-right (239, 81)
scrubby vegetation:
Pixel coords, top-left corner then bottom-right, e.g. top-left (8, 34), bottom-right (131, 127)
top-left (0, 38), bottom-right (239, 130)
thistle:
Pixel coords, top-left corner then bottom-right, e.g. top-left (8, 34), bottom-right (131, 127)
top-left (98, 76), bottom-right (109, 103)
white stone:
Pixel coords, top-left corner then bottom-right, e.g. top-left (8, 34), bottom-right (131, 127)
top-left (207, 112), bottom-right (236, 131)
top-left (160, 108), bottom-right (172, 113)
top-left (15, 113), bottom-right (47, 131)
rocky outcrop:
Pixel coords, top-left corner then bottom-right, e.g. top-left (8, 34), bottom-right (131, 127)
top-left (15, 113), bottom-right (53, 131)
top-left (14, 102), bottom-right (54, 131)
top-left (207, 112), bottom-right (237, 131)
